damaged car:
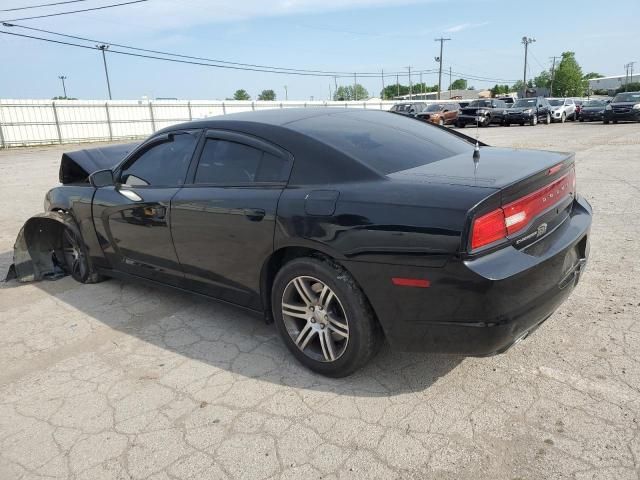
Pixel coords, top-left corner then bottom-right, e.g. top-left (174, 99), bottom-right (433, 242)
top-left (8, 108), bottom-right (592, 377)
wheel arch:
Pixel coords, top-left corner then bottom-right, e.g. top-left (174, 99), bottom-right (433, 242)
top-left (8, 211), bottom-right (75, 281)
top-left (259, 245), bottom-right (381, 334)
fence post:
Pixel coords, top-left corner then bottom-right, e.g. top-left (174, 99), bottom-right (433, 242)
top-left (363, 102), bottom-right (367, 109)
top-left (105, 102), bottom-right (113, 141)
top-left (149, 101), bottom-right (156, 133)
top-left (0, 104), bottom-right (5, 148)
top-left (222, 102), bottom-right (226, 115)
top-left (51, 101), bottom-right (63, 144)
top-left (187, 101), bottom-right (193, 121)
top-left (279, 102), bottom-right (283, 108)
top-left (251, 101), bottom-right (255, 111)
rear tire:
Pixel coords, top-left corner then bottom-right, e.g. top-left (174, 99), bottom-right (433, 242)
top-left (530, 115), bottom-right (538, 126)
top-left (604, 120), bottom-right (609, 124)
top-left (456, 121), bottom-right (464, 128)
top-left (272, 257), bottom-right (382, 377)
top-left (545, 113), bottom-right (551, 124)
top-left (561, 112), bottom-right (566, 123)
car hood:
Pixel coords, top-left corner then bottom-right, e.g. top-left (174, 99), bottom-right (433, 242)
top-left (59, 142), bottom-right (140, 184)
top-left (387, 147), bottom-right (571, 189)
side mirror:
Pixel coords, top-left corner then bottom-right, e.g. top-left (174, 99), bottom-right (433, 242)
top-left (89, 169), bottom-right (115, 187)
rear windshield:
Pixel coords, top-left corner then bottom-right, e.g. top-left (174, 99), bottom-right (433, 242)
top-left (289, 110), bottom-right (471, 175)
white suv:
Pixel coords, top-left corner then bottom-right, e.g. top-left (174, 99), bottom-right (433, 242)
top-left (548, 98), bottom-right (576, 123)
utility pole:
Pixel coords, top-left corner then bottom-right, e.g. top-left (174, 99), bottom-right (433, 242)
top-left (419, 71), bottom-right (423, 97)
top-left (449, 66), bottom-right (452, 99)
top-left (434, 37), bottom-right (451, 100)
top-left (396, 74), bottom-right (399, 98)
top-left (629, 61), bottom-right (636, 85)
top-left (381, 69), bottom-right (385, 100)
top-left (284, 85), bottom-right (288, 101)
top-left (354, 73), bottom-right (357, 101)
top-left (96, 44), bottom-right (112, 100)
top-left (549, 56), bottom-right (560, 97)
top-left (406, 66), bottom-right (412, 100)
top-left (334, 77), bottom-right (338, 97)
top-left (58, 75), bottom-right (67, 98)
top-left (521, 36), bottom-right (536, 97)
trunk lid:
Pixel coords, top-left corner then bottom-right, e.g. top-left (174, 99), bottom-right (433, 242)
top-left (388, 147), bottom-right (576, 254)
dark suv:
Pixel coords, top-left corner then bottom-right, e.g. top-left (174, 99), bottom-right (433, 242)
top-left (603, 92), bottom-right (640, 123)
top-left (504, 97), bottom-right (552, 126)
top-left (456, 99), bottom-right (508, 127)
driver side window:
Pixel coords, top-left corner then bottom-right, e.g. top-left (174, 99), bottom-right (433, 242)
top-left (121, 132), bottom-right (199, 187)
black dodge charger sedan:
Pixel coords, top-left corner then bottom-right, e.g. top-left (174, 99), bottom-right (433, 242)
top-left (10, 109), bottom-right (592, 377)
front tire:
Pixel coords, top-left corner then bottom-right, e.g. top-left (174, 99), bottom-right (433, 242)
top-left (272, 257), bottom-right (382, 377)
top-left (545, 113), bottom-right (551, 124)
top-left (530, 115), bottom-right (538, 126)
top-left (61, 227), bottom-right (105, 283)
top-left (561, 112), bottom-right (566, 123)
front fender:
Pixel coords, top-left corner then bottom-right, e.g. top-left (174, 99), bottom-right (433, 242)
top-left (6, 211), bottom-right (81, 282)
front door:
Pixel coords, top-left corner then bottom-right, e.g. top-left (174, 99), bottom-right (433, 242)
top-left (92, 130), bottom-right (201, 285)
top-left (171, 130), bottom-right (292, 309)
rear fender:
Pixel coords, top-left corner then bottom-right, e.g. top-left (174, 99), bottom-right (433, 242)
top-left (6, 211), bottom-right (86, 282)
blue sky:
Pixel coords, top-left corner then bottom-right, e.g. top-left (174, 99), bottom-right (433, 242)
top-left (0, 0), bottom-right (637, 100)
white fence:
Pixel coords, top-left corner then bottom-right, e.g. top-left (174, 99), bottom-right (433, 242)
top-left (0, 99), bottom-right (399, 148)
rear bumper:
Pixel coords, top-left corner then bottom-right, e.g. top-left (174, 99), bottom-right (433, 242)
top-left (344, 196), bottom-right (592, 355)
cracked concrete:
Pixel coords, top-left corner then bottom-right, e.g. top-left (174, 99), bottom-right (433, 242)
top-left (1, 122), bottom-right (639, 479)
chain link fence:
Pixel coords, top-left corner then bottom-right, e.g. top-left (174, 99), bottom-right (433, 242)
top-left (0, 99), bottom-right (399, 148)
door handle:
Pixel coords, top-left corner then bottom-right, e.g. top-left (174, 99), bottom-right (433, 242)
top-left (244, 208), bottom-right (266, 221)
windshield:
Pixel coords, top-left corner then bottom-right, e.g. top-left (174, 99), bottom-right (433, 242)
top-left (613, 92), bottom-right (640, 103)
top-left (425, 104), bottom-right (444, 112)
top-left (584, 100), bottom-right (606, 107)
top-left (513, 99), bottom-right (537, 107)
top-left (548, 99), bottom-right (564, 106)
top-left (468, 100), bottom-right (492, 108)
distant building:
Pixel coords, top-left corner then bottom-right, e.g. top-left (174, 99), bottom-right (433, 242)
top-left (392, 89), bottom-right (487, 101)
top-left (588, 75), bottom-right (635, 94)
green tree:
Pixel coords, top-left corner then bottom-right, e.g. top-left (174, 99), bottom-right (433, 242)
top-left (615, 82), bottom-right (640, 94)
top-left (257, 89), bottom-right (276, 101)
top-left (490, 84), bottom-right (511, 97)
top-left (533, 70), bottom-right (552, 89)
top-left (552, 52), bottom-right (585, 96)
top-left (233, 89), bottom-right (251, 100)
top-left (333, 84), bottom-right (369, 101)
top-left (511, 80), bottom-right (525, 93)
top-left (449, 78), bottom-right (467, 90)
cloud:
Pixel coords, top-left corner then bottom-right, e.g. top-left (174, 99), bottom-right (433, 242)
top-left (445, 21), bottom-right (489, 33)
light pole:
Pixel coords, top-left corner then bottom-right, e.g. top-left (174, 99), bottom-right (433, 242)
top-left (58, 75), bottom-right (67, 98)
top-left (406, 66), bottom-right (412, 100)
top-left (96, 44), bottom-right (112, 100)
top-left (521, 36), bottom-right (536, 97)
top-left (284, 85), bottom-right (288, 101)
top-left (434, 37), bottom-right (451, 100)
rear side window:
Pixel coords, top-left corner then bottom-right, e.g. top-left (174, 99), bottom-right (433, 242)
top-left (289, 110), bottom-right (471, 175)
top-left (121, 132), bottom-right (198, 187)
top-left (195, 139), bottom-right (288, 184)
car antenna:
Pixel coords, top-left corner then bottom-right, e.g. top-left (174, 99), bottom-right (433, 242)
top-left (473, 101), bottom-right (481, 167)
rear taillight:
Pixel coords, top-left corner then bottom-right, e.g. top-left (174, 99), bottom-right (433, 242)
top-left (470, 168), bottom-right (576, 251)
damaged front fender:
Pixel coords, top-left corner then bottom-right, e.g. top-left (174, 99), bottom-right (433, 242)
top-left (6, 211), bottom-right (82, 282)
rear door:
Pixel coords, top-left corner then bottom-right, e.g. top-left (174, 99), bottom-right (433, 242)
top-left (171, 130), bottom-right (292, 308)
top-left (92, 130), bottom-right (201, 285)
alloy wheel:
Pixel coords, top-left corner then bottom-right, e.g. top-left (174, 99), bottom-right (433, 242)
top-left (62, 229), bottom-right (87, 280)
top-left (281, 276), bottom-right (349, 362)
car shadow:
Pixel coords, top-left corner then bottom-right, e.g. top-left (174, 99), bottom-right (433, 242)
top-left (4, 261), bottom-right (462, 396)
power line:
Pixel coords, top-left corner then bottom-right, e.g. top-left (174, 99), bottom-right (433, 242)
top-left (1, 0), bottom-right (148, 22)
top-left (1, 0), bottom-right (90, 12)
top-left (0, 28), bottom-right (518, 84)
top-left (3, 22), bottom-right (360, 75)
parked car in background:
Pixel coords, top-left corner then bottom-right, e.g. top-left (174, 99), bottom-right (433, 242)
top-left (603, 92), bottom-right (640, 124)
top-left (548, 98), bottom-right (577, 123)
top-left (415, 102), bottom-right (460, 125)
top-left (456, 99), bottom-right (508, 127)
top-left (8, 108), bottom-right (592, 377)
top-left (497, 96), bottom-right (517, 107)
top-left (389, 102), bottom-right (428, 117)
top-left (578, 99), bottom-right (608, 122)
top-left (504, 97), bottom-right (552, 126)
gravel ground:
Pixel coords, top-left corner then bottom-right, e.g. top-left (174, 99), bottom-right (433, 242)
top-left (1, 121), bottom-right (639, 480)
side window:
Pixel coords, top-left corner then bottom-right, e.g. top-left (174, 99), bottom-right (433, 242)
top-left (121, 132), bottom-right (198, 187)
top-left (195, 139), bottom-right (288, 184)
